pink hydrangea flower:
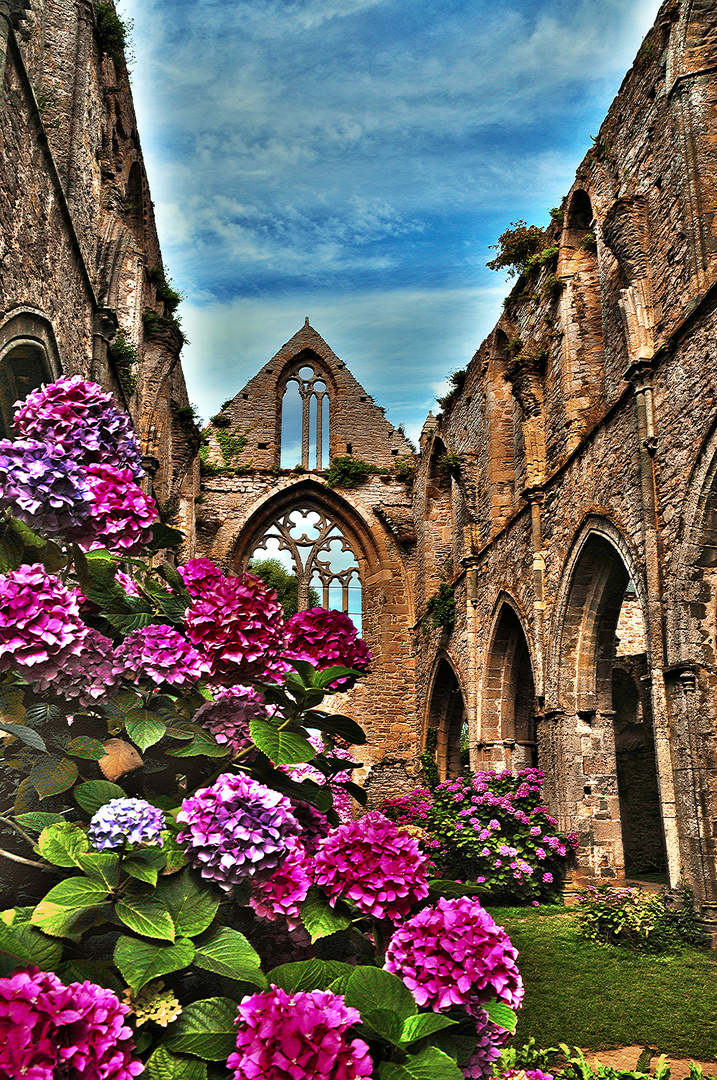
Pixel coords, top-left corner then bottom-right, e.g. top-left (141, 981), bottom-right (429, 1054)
top-left (184, 572), bottom-right (286, 683)
top-left (0, 966), bottom-right (143, 1080)
top-left (13, 375), bottom-right (143, 479)
top-left (284, 608), bottom-right (371, 688)
top-left (177, 557), bottom-right (224, 598)
top-left (115, 624), bottom-right (210, 687)
top-left (116, 570), bottom-right (142, 598)
top-left (28, 628), bottom-right (122, 706)
top-left (384, 896), bottom-right (523, 1013)
top-left (461, 1008), bottom-right (506, 1079)
top-left (70, 465), bottom-right (156, 554)
top-left (0, 564), bottom-right (88, 681)
top-left (249, 838), bottom-right (312, 927)
top-left (195, 685), bottom-right (273, 755)
top-left (227, 986), bottom-right (372, 1080)
top-left (177, 773), bottom-right (299, 890)
top-left (312, 811), bottom-right (429, 921)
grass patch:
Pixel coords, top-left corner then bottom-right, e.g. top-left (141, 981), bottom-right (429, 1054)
top-left (489, 906), bottom-right (717, 1059)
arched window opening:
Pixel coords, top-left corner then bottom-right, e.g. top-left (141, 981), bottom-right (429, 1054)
top-left (280, 361), bottom-right (330, 471)
top-left (426, 659), bottom-right (466, 781)
top-left (482, 604), bottom-right (536, 772)
top-left (0, 343), bottom-right (51, 438)
top-left (247, 505), bottom-right (362, 631)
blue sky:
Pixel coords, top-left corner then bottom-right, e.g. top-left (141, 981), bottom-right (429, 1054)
top-left (121, 0), bottom-right (663, 443)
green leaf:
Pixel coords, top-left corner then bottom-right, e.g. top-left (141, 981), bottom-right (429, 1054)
top-left (305, 711), bottom-right (367, 745)
top-left (104, 611), bottom-right (155, 633)
top-left (165, 997), bottom-right (239, 1060)
top-left (115, 893), bottom-right (175, 941)
top-left (74, 780), bottom-right (125, 814)
top-left (76, 851), bottom-right (120, 889)
top-left (249, 719), bottom-right (316, 765)
top-left (363, 1007), bottom-right (405, 1045)
top-left (283, 658), bottom-right (320, 685)
top-left (14, 777), bottom-right (39, 815)
top-left (400, 1013), bottom-right (457, 1044)
top-left (335, 779), bottom-right (368, 807)
top-left (8, 517), bottom-right (46, 549)
top-left (0, 722), bottom-right (47, 752)
top-left (300, 886), bottom-right (351, 942)
top-left (483, 999), bottom-right (517, 1034)
top-left (37, 822), bottom-right (89, 868)
top-left (0, 919), bottom-right (63, 976)
top-left (147, 523), bottom-right (185, 552)
top-left (268, 958), bottom-right (354, 993)
top-left (31, 878), bottom-right (110, 939)
top-left (15, 812), bottom-right (65, 831)
top-left (146, 1046), bottom-right (207, 1080)
top-left (114, 935), bottom-right (195, 993)
top-left (0, 519), bottom-right (26, 570)
top-left (345, 967), bottom-right (417, 1025)
top-left (25, 702), bottom-right (62, 726)
top-left (156, 870), bottom-right (219, 938)
top-left (194, 927), bottom-right (267, 987)
top-left (379, 1046), bottom-right (464, 1080)
top-left (427, 880), bottom-right (486, 899)
top-left (124, 848), bottom-right (166, 886)
top-left (30, 756), bottom-right (78, 799)
top-left (159, 595), bottom-right (190, 623)
top-left (165, 729), bottom-right (229, 758)
top-left (315, 665), bottom-right (361, 688)
top-left (126, 710), bottom-right (167, 752)
top-left (66, 737), bottom-right (107, 760)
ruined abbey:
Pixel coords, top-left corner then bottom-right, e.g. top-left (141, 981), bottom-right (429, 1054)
top-left (3, 0), bottom-right (717, 911)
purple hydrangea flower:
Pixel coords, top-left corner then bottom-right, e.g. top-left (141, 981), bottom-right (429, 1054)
top-left (0, 438), bottom-right (94, 535)
top-left (195, 685), bottom-right (273, 755)
top-left (89, 798), bottom-right (165, 850)
top-left (177, 773), bottom-right (299, 890)
top-left (72, 465), bottom-right (156, 555)
top-left (115, 624), bottom-right (210, 687)
top-left (28, 628), bottom-right (122, 706)
top-left (461, 1008), bottom-right (507, 1079)
top-left (13, 375), bottom-right (144, 479)
top-left (0, 563), bottom-right (88, 682)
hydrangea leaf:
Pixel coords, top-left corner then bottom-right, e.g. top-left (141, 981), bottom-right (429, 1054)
top-left (0, 920), bottom-right (63, 976)
top-left (155, 870), bottom-right (219, 938)
top-left (335, 779), bottom-right (368, 807)
top-left (0, 519), bottom-right (25, 571)
top-left (15, 811), bottom-right (65, 831)
top-left (315, 665), bottom-right (361, 689)
top-left (146, 1046), bottom-right (207, 1080)
top-left (125, 710), bottom-right (167, 752)
top-left (345, 967), bottom-right (417, 1025)
top-left (483, 999), bottom-right (517, 1033)
top-left (24, 702), bottom-right (62, 726)
top-left (31, 878), bottom-right (110, 939)
top-left (194, 926), bottom-right (267, 987)
top-left (66, 736), bottom-right (107, 760)
top-left (30, 756), bottom-right (79, 799)
top-left (305, 710), bottom-right (367, 745)
top-left (37, 822), bottom-right (89, 868)
top-left (379, 1046), bottom-right (464, 1080)
top-left (74, 779), bottom-right (125, 814)
top-left (124, 848), bottom-right (166, 886)
top-left (115, 893), bottom-right (175, 942)
top-left (76, 852), bottom-right (120, 890)
top-left (164, 997), bottom-right (239, 1060)
top-left (300, 886), bottom-right (351, 942)
top-left (249, 719), bottom-right (316, 765)
top-left (0, 720), bottom-right (47, 752)
top-left (146, 524), bottom-right (185, 552)
top-left (361, 1007), bottom-right (404, 1045)
top-left (268, 958), bottom-right (354, 993)
top-left (427, 880), bottom-right (486, 898)
top-left (114, 935), bottom-right (195, 993)
top-left (400, 1013), bottom-right (457, 1045)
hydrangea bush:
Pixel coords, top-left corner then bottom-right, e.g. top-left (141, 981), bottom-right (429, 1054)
top-left (0, 377), bottom-right (530, 1079)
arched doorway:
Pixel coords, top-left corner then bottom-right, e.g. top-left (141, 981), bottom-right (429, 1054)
top-left (426, 658), bottom-right (466, 781)
top-left (481, 602), bottom-right (536, 772)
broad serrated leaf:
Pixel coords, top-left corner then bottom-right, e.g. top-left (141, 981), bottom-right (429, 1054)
top-left (38, 822), bottom-right (89, 868)
top-left (147, 523), bottom-right (185, 552)
top-left (345, 967), bottom-right (417, 1025)
top-left (31, 878), bottom-right (110, 939)
top-left (159, 595), bottom-right (190, 623)
top-left (165, 731), bottom-right (229, 758)
top-left (249, 719), bottom-right (316, 765)
top-left (268, 958), bottom-right (354, 993)
top-left (104, 611), bottom-right (155, 633)
top-left (115, 893), bottom-right (175, 941)
top-left (165, 997), bottom-right (239, 1060)
top-left (427, 880), bottom-right (486, 899)
top-left (126, 710), bottom-right (167, 752)
top-left (380, 1046), bottom-right (464, 1080)
top-left (0, 919), bottom-right (63, 976)
top-left (74, 780), bottom-right (125, 814)
top-left (124, 848), bottom-right (166, 886)
top-left (114, 935), bottom-right (195, 993)
top-left (0, 721), bottom-right (47, 752)
top-left (146, 1046), bottom-right (207, 1080)
top-left (400, 1013), bottom-right (457, 1044)
top-left (155, 870), bottom-right (219, 938)
top-left (8, 517), bottom-right (46, 549)
top-left (15, 811), bottom-right (65, 831)
top-left (194, 926), bottom-right (266, 987)
top-left (66, 736), bottom-right (106, 760)
top-left (364, 1007), bottom-right (405, 1044)
top-left (483, 999), bottom-right (517, 1034)
top-left (101, 691), bottom-right (144, 722)
top-left (25, 702), bottom-right (62, 726)
top-left (0, 521), bottom-right (25, 570)
top-left (76, 851), bottom-right (120, 889)
top-left (14, 777), bottom-right (39, 815)
top-left (315, 665), bottom-right (361, 688)
top-left (305, 711), bottom-right (367, 745)
top-left (300, 886), bottom-right (351, 943)
top-left (283, 658), bottom-right (320, 686)
top-left (30, 756), bottom-right (78, 799)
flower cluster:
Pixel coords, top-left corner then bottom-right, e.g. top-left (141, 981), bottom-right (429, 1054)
top-left (285, 736), bottom-right (357, 824)
top-left (28, 627), bottom-right (122, 706)
top-left (249, 838), bottom-right (312, 927)
top-left (227, 986), bottom-right (372, 1080)
top-left (184, 572), bottom-right (286, 683)
top-left (124, 981), bottom-right (182, 1028)
top-left (312, 811), bottom-right (429, 921)
top-left (0, 438), bottom-right (94, 535)
top-left (195, 685), bottom-right (272, 755)
top-left (177, 557), bottom-right (224, 598)
top-left (461, 1008), bottom-right (507, 1080)
top-left (0, 563), bottom-right (88, 682)
top-left (75, 465), bottom-right (156, 555)
top-left (0, 966), bottom-right (142, 1080)
top-left (285, 608), bottom-right (371, 686)
top-left (177, 773), bottom-right (299, 889)
top-left (89, 798), bottom-right (165, 851)
top-left (115, 624), bottom-right (209, 687)
top-left (385, 896), bottom-right (523, 1014)
top-left (14, 375), bottom-right (143, 479)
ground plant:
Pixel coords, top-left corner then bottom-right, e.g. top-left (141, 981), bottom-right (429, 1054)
top-left (0, 376), bottom-right (531, 1079)
top-left (574, 883), bottom-right (707, 952)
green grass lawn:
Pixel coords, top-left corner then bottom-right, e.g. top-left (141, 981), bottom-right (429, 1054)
top-left (489, 906), bottom-right (717, 1061)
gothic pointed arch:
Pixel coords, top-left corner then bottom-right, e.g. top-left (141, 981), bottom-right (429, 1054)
top-left (0, 311), bottom-right (62, 438)
top-left (481, 597), bottom-right (536, 772)
top-left (424, 653), bottom-right (467, 781)
top-left (278, 350), bottom-right (335, 471)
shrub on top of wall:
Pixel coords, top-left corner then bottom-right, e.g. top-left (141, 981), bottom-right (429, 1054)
top-left (324, 455), bottom-right (387, 488)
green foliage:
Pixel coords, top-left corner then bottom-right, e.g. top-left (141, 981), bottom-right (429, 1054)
top-left (487, 220), bottom-right (546, 276)
top-left (542, 274), bottom-right (566, 302)
top-left (549, 206), bottom-right (564, 224)
top-left (420, 727), bottom-right (440, 789)
top-left (95, 2), bottom-right (133, 67)
top-left (248, 557), bottom-right (319, 616)
top-left (209, 412), bottom-right (231, 427)
top-left (108, 330), bottom-right (138, 397)
top-left (438, 452), bottom-right (460, 475)
top-left (147, 266), bottom-right (183, 316)
top-left (394, 454), bottom-right (415, 485)
top-left (436, 370), bottom-right (467, 411)
top-left (426, 582), bottom-right (456, 631)
top-left (580, 232), bottom-right (598, 254)
top-left (324, 455), bottom-right (386, 488)
top-left (175, 403), bottom-right (201, 426)
top-left (575, 882), bottom-right (708, 952)
top-left (199, 422), bottom-right (250, 476)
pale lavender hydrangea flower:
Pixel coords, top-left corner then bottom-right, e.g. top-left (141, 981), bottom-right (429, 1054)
top-left (0, 438), bottom-right (94, 535)
top-left (89, 798), bottom-right (165, 851)
top-left (177, 773), bottom-right (299, 890)
top-left (115, 624), bottom-right (210, 687)
top-left (28, 628), bottom-right (122, 706)
top-left (0, 563), bottom-right (88, 681)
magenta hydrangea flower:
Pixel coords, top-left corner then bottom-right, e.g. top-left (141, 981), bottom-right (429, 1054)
top-left (72, 465), bottom-right (156, 554)
top-left (0, 966), bottom-right (143, 1080)
top-left (384, 896), bottom-right (523, 1013)
top-left (0, 438), bottom-right (95, 535)
top-left (312, 811), bottom-right (429, 921)
top-left (116, 570), bottom-right (142, 598)
top-left (177, 773), bottom-right (299, 890)
top-left (115, 624), bottom-right (210, 687)
top-left (184, 572), bottom-right (285, 684)
top-left (227, 986), bottom-right (372, 1080)
top-left (28, 628), bottom-right (122, 706)
top-left (13, 375), bottom-right (144, 479)
top-left (195, 685), bottom-right (273, 755)
top-left (461, 1008), bottom-right (506, 1080)
top-left (89, 798), bottom-right (165, 851)
top-left (284, 608), bottom-right (371, 687)
top-left (0, 563), bottom-right (88, 681)
top-left (177, 557), bottom-right (224, 598)
top-left (289, 800), bottom-right (331, 854)
top-left (249, 838), bottom-right (312, 928)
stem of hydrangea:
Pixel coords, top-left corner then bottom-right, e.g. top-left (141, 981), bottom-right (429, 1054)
top-left (371, 917), bottom-right (386, 957)
top-left (0, 815), bottom-right (39, 849)
top-left (0, 846), bottom-right (50, 869)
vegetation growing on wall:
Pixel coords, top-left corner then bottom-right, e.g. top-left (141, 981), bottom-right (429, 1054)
top-left (487, 221), bottom-right (547, 276)
top-left (435, 369), bottom-right (467, 412)
top-left (95, 2), bottom-right (133, 67)
top-left (324, 455), bottom-right (387, 489)
top-left (108, 329), bottom-right (137, 397)
top-left (426, 582), bottom-right (456, 631)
